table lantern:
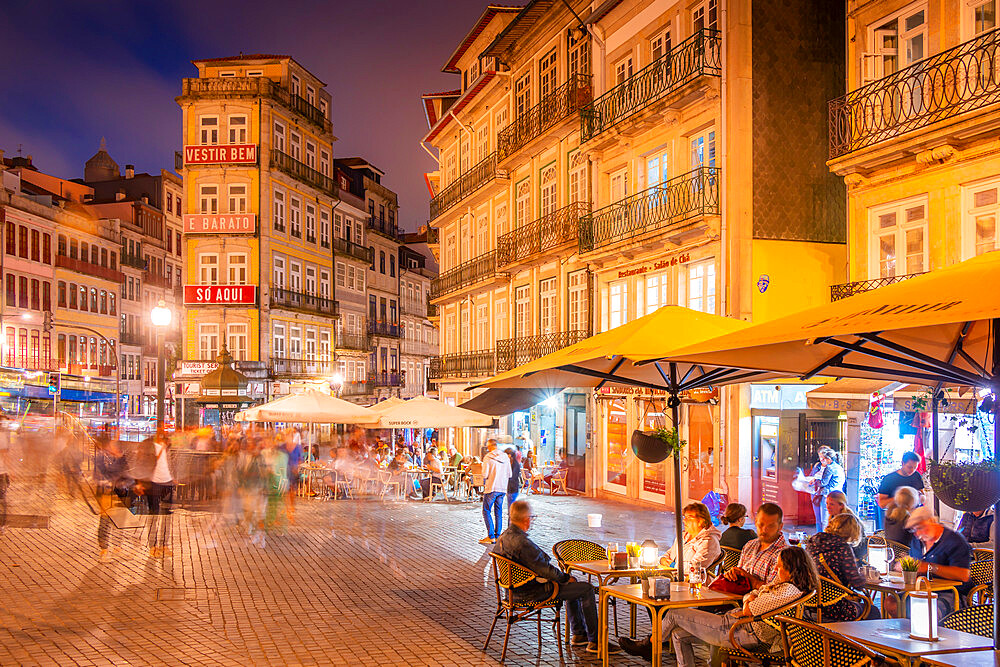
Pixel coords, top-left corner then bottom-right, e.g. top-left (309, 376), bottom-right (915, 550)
top-left (908, 577), bottom-right (939, 641)
top-left (868, 541), bottom-right (894, 576)
top-left (640, 540), bottom-right (658, 567)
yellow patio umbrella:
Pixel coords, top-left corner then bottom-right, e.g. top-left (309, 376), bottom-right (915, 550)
top-left (471, 305), bottom-right (780, 575)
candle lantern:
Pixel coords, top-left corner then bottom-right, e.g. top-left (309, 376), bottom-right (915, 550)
top-left (908, 577), bottom-right (939, 641)
top-left (867, 540), bottom-right (895, 576)
top-left (640, 540), bottom-right (659, 567)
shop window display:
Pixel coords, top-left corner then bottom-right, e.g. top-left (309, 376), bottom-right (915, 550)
top-left (606, 398), bottom-right (628, 487)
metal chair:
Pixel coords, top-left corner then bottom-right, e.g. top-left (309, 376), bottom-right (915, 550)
top-left (972, 547), bottom-right (994, 562)
top-left (707, 552), bottom-right (726, 579)
top-left (721, 545), bottom-right (742, 572)
top-left (548, 468), bottom-right (569, 495)
top-left (804, 554), bottom-right (874, 623)
top-left (553, 539), bottom-right (620, 641)
top-left (778, 616), bottom-right (889, 667)
top-left (941, 603), bottom-right (993, 638)
top-left (720, 590), bottom-right (814, 666)
top-left (967, 558), bottom-right (994, 605)
top-left (377, 470), bottom-right (401, 500)
top-left (484, 552), bottom-right (563, 662)
top-left (886, 539), bottom-right (910, 560)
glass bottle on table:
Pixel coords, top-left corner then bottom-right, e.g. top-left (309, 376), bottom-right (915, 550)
top-left (607, 542), bottom-right (619, 568)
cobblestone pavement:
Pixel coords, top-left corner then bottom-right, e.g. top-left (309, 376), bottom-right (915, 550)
top-left (0, 474), bottom-right (678, 666)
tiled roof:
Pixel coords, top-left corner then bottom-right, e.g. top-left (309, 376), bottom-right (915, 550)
top-left (442, 4), bottom-right (522, 73)
top-left (193, 54), bottom-right (291, 63)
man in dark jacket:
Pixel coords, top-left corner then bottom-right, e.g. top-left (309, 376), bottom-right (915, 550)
top-left (493, 499), bottom-right (620, 655)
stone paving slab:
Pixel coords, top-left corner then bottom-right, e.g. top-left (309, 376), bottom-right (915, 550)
top-left (0, 476), bottom-right (679, 666)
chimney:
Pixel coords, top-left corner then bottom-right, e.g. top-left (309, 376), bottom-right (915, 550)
top-left (125, 164), bottom-right (134, 179)
top-left (115, 190), bottom-right (126, 201)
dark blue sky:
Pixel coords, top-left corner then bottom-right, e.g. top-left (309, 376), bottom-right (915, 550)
top-left (0, 0), bottom-right (490, 231)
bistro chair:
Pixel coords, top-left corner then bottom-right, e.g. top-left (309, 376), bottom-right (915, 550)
top-left (484, 552), bottom-right (563, 663)
top-left (377, 470), bottom-right (401, 500)
top-left (720, 590), bottom-right (814, 666)
top-left (886, 539), bottom-right (910, 560)
top-left (520, 468), bottom-right (534, 495)
top-left (941, 603), bottom-right (993, 638)
top-left (549, 468), bottom-right (569, 495)
top-left (553, 539), bottom-right (620, 640)
top-left (721, 546), bottom-right (742, 572)
top-left (778, 616), bottom-right (889, 667)
top-left (804, 554), bottom-right (874, 623)
top-left (967, 558), bottom-right (994, 605)
top-left (707, 552), bottom-right (726, 579)
top-left (972, 547), bottom-right (994, 562)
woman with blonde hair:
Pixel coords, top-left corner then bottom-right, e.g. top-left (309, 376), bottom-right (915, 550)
top-left (804, 512), bottom-right (867, 621)
top-left (662, 501), bottom-right (721, 575)
top-left (885, 485), bottom-right (919, 544)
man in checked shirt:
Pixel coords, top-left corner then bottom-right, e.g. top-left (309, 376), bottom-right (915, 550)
top-left (722, 502), bottom-right (787, 589)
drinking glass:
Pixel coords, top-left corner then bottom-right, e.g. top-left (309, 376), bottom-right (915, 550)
top-left (607, 542), bottom-right (619, 567)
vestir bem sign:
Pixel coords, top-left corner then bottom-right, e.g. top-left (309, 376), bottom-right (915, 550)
top-left (184, 214), bottom-right (257, 234)
top-left (184, 144), bottom-right (258, 165)
top-left (184, 285), bottom-right (256, 305)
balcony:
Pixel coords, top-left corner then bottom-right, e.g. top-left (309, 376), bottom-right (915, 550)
top-left (269, 287), bottom-right (339, 318)
top-left (56, 253), bottom-right (125, 283)
top-left (271, 357), bottom-right (334, 378)
top-left (179, 77), bottom-right (331, 133)
top-left (401, 339), bottom-right (436, 357)
top-left (829, 29), bottom-right (1000, 159)
top-left (368, 371), bottom-right (405, 388)
top-left (579, 167), bottom-right (720, 254)
top-left (830, 272), bottom-right (925, 301)
top-left (429, 351), bottom-right (495, 380)
top-left (119, 331), bottom-right (143, 347)
top-left (496, 330), bottom-right (591, 373)
top-left (333, 237), bottom-right (374, 263)
top-left (120, 252), bottom-right (146, 270)
top-left (429, 152), bottom-right (503, 220)
top-left (368, 320), bottom-right (401, 338)
top-left (270, 149), bottom-right (338, 198)
top-left (430, 250), bottom-right (502, 300)
top-left (497, 201), bottom-right (589, 267)
top-left (498, 75), bottom-right (592, 162)
top-left (581, 29), bottom-right (722, 144)
top-left (144, 271), bottom-right (170, 289)
top-left (401, 299), bottom-right (428, 318)
top-left (366, 217), bottom-right (402, 240)
top-left (339, 380), bottom-right (371, 397)
top-left (335, 331), bottom-right (371, 352)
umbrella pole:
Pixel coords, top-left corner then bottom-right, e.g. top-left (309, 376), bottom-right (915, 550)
top-left (931, 392), bottom-right (940, 518)
top-left (670, 390), bottom-right (685, 579)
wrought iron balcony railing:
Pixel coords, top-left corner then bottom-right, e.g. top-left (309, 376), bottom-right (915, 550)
top-left (333, 237), bottom-right (374, 263)
top-left (829, 29), bottom-right (1000, 159)
top-left (270, 149), bottom-right (338, 198)
top-left (269, 286), bottom-right (339, 317)
top-left (366, 217), bottom-right (403, 240)
top-left (579, 167), bottom-right (720, 253)
top-left (144, 271), bottom-right (170, 289)
top-left (368, 320), bottom-right (401, 338)
top-left (368, 371), bottom-right (405, 388)
top-left (339, 380), bottom-right (371, 397)
top-left (429, 351), bottom-right (495, 379)
top-left (497, 201), bottom-right (589, 266)
top-left (496, 330), bottom-right (591, 373)
top-left (120, 252), bottom-right (147, 270)
top-left (430, 250), bottom-right (500, 299)
top-left (271, 356), bottom-right (334, 377)
top-left (56, 254), bottom-right (125, 284)
top-left (401, 339), bottom-right (436, 357)
top-left (180, 77), bottom-right (331, 133)
top-left (401, 299), bottom-right (428, 317)
top-left (581, 29), bottom-right (721, 143)
top-left (335, 331), bottom-right (371, 352)
top-left (498, 74), bottom-right (592, 160)
top-left (119, 331), bottom-right (143, 347)
top-left (429, 152), bottom-right (502, 220)
top-left (829, 272), bottom-right (925, 301)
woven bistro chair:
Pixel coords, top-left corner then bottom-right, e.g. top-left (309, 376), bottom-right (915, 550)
top-left (720, 590), bottom-right (814, 666)
top-left (778, 616), bottom-right (890, 667)
top-left (967, 558), bottom-right (994, 605)
top-left (553, 539), bottom-right (621, 641)
top-left (941, 603), bottom-right (993, 638)
top-left (484, 552), bottom-right (563, 662)
top-left (707, 552), bottom-right (726, 579)
top-left (886, 539), bottom-right (910, 560)
top-left (803, 555), bottom-right (874, 623)
top-left (721, 545), bottom-right (743, 572)
top-left (972, 547), bottom-right (993, 562)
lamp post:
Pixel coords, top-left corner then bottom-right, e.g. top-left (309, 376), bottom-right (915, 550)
top-left (150, 300), bottom-right (172, 430)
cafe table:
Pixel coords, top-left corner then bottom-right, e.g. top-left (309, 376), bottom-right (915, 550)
top-left (598, 583), bottom-right (740, 667)
top-left (564, 560), bottom-right (676, 637)
top-left (920, 649), bottom-right (1000, 667)
top-left (861, 574), bottom-right (962, 618)
top-left (821, 619), bottom-right (994, 667)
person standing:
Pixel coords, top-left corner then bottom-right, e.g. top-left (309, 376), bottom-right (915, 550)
top-left (134, 431), bottom-right (175, 558)
top-left (505, 447), bottom-right (521, 514)
top-left (0, 416), bottom-right (11, 535)
top-left (876, 451), bottom-right (924, 530)
top-left (479, 439), bottom-right (511, 545)
top-left (811, 446), bottom-right (845, 531)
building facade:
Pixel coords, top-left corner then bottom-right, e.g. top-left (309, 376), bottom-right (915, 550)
top-left (423, 0), bottom-right (849, 513)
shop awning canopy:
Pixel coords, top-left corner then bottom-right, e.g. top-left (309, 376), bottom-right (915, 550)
top-left (234, 389), bottom-right (376, 424)
top-left (459, 387), bottom-right (557, 416)
top-left (361, 395), bottom-right (494, 428)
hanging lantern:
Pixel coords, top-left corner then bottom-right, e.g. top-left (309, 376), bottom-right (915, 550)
top-left (640, 539), bottom-right (659, 567)
top-left (908, 577), bottom-right (939, 641)
top-left (867, 540), bottom-right (895, 576)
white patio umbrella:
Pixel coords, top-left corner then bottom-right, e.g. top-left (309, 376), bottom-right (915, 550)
top-left (365, 395), bottom-right (494, 428)
top-left (365, 397), bottom-right (406, 413)
top-left (234, 389), bottom-right (377, 424)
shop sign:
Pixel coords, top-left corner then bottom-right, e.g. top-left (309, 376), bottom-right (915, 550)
top-left (184, 214), bottom-right (256, 234)
top-left (181, 382), bottom-right (200, 395)
top-left (596, 385), bottom-right (667, 397)
top-left (616, 252), bottom-right (692, 279)
top-left (177, 361), bottom-right (219, 376)
top-left (806, 396), bottom-right (869, 411)
top-left (892, 396), bottom-right (978, 414)
top-left (680, 386), bottom-right (719, 403)
top-left (183, 144), bottom-right (258, 165)
top-left (750, 384), bottom-right (821, 411)
top-left (184, 284), bottom-right (256, 305)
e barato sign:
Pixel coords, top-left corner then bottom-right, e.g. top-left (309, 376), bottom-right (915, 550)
top-left (184, 214), bottom-right (257, 234)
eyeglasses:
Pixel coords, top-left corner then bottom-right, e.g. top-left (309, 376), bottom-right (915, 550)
top-left (529, 514), bottom-right (538, 520)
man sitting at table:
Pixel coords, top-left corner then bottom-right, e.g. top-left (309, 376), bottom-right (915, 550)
top-left (722, 502), bottom-right (787, 591)
top-left (494, 500), bottom-right (621, 655)
top-left (421, 447), bottom-right (443, 500)
top-left (895, 506), bottom-right (971, 617)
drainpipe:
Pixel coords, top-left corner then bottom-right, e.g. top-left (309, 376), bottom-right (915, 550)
top-left (418, 142), bottom-right (440, 167)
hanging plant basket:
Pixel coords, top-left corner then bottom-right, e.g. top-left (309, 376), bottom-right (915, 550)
top-left (928, 460), bottom-right (1000, 512)
top-left (631, 428), bottom-right (685, 464)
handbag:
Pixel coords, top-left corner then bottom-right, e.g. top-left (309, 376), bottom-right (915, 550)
top-left (709, 571), bottom-right (753, 596)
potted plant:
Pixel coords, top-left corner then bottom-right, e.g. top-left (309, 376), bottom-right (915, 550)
top-left (928, 458), bottom-right (1000, 512)
top-left (631, 426), bottom-right (686, 464)
top-left (899, 557), bottom-right (919, 587)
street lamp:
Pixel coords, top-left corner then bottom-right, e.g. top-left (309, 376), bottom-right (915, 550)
top-left (150, 300), bottom-right (172, 430)
top-left (329, 372), bottom-right (344, 396)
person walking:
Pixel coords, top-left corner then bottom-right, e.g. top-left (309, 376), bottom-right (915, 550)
top-left (810, 446), bottom-right (845, 531)
top-left (133, 431), bottom-right (175, 559)
top-left (505, 447), bottom-right (521, 515)
top-left (479, 439), bottom-right (511, 545)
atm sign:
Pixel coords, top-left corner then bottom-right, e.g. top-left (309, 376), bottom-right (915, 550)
top-left (184, 285), bottom-right (256, 305)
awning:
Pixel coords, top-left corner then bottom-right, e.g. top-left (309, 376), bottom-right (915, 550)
top-left (459, 387), bottom-right (556, 416)
top-left (805, 379), bottom-right (903, 411)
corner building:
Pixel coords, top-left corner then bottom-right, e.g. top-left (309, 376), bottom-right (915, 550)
top-left (423, 1), bottom-right (850, 514)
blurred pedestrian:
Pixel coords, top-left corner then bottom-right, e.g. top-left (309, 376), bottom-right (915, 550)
top-left (479, 439), bottom-right (511, 545)
top-left (133, 431), bottom-right (175, 558)
top-left (505, 447), bottom-right (521, 515)
top-left (0, 415), bottom-right (11, 535)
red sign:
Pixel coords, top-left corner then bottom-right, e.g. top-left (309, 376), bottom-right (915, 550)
top-left (184, 285), bottom-right (256, 305)
top-left (184, 144), bottom-right (258, 165)
top-left (184, 214), bottom-right (256, 234)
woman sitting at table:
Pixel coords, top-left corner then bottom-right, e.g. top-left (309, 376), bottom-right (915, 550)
top-left (719, 503), bottom-right (756, 551)
top-left (804, 512), bottom-right (869, 621)
top-left (662, 501), bottom-right (722, 577)
top-left (825, 490), bottom-right (868, 561)
top-left (620, 547), bottom-right (819, 665)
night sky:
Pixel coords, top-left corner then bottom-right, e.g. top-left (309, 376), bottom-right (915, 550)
top-left (0, 0), bottom-right (492, 231)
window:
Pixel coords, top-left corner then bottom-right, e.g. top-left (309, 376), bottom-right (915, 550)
top-left (964, 178), bottom-right (1000, 258)
top-left (199, 254), bottom-right (219, 284)
top-left (305, 266), bottom-right (317, 296)
top-left (568, 28), bottom-right (590, 77)
top-left (568, 150), bottom-right (588, 204)
top-left (514, 285), bottom-right (531, 336)
top-left (273, 121), bottom-right (285, 152)
top-left (687, 260), bottom-right (716, 313)
top-left (198, 324), bottom-right (219, 360)
top-left (228, 253), bottom-right (247, 283)
top-left (870, 199), bottom-right (928, 278)
top-left (476, 215), bottom-right (490, 256)
top-left (539, 164), bottom-right (558, 217)
top-left (305, 85), bottom-right (316, 105)
top-left (645, 271), bottom-right (672, 314)
top-left (289, 196), bottom-right (302, 237)
top-left (614, 56), bottom-right (633, 85)
top-left (247, 69), bottom-right (263, 77)
top-left (319, 149), bottom-right (330, 176)
top-left (199, 116), bottom-right (219, 144)
top-left (305, 204), bottom-right (316, 243)
top-left (646, 148), bottom-right (670, 188)
top-left (289, 327), bottom-right (301, 358)
top-left (18, 226), bottom-right (27, 258)
top-left (176, 231), bottom-right (182, 256)
top-left (379, 250), bottom-right (386, 274)
top-left (305, 142), bottom-right (316, 169)
top-left (477, 125), bottom-right (489, 163)
top-left (273, 324), bottom-right (285, 358)
top-left (228, 184), bottom-right (247, 213)
top-left (290, 74), bottom-right (301, 95)
top-left (227, 324), bottom-right (248, 361)
top-left (200, 184), bottom-right (219, 214)
top-left (30, 229), bottom-right (39, 262)
top-left (692, 0), bottom-right (718, 31)
top-left (320, 330), bottom-right (331, 362)
top-left (476, 303), bottom-right (490, 351)
top-left (30, 279), bottom-right (39, 310)
top-left (691, 129), bottom-right (717, 169)
top-left (289, 131), bottom-right (301, 161)
top-left (228, 115), bottom-right (247, 143)
top-left (57, 281), bottom-right (66, 307)
top-left (515, 179), bottom-right (531, 228)
top-left (650, 27), bottom-right (672, 61)
top-left (515, 73), bottom-right (531, 118)
top-left (389, 255), bottom-right (396, 277)
top-left (610, 168), bottom-right (628, 202)
top-left (539, 277), bottom-right (557, 334)
top-left (568, 270), bottom-right (590, 332)
top-left (495, 106), bottom-right (509, 134)
top-left (5, 225), bottom-right (13, 255)
top-left (335, 261), bottom-right (346, 287)
top-left (17, 276), bottom-right (27, 308)
top-left (608, 280), bottom-right (628, 329)
top-left (273, 189), bottom-right (286, 231)
top-left (864, 5), bottom-right (927, 83)
top-left (970, 0), bottom-right (997, 37)
top-left (320, 270), bottom-right (330, 299)
top-left (320, 210), bottom-right (330, 248)
top-left (539, 48), bottom-right (558, 100)
top-left (445, 153), bottom-right (457, 185)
